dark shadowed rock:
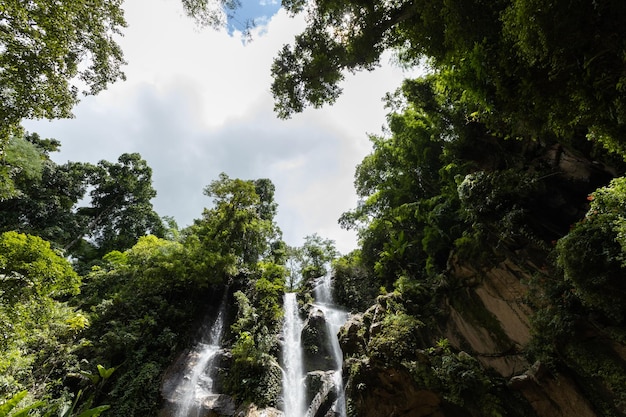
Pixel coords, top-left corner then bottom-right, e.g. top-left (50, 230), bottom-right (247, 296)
top-left (302, 308), bottom-right (339, 371)
top-left (345, 359), bottom-right (445, 417)
top-left (305, 370), bottom-right (339, 417)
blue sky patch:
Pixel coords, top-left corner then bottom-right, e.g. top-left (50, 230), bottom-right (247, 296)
top-left (226, 0), bottom-right (282, 34)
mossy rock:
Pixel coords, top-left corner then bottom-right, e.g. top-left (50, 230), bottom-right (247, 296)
top-left (301, 309), bottom-right (338, 372)
top-left (221, 356), bottom-right (283, 408)
top-left (367, 312), bottom-right (425, 364)
top-left (338, 314), bottom-right (367, 357)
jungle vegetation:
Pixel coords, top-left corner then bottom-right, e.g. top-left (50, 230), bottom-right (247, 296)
top-left (2, 0), bottom-right (626, 416)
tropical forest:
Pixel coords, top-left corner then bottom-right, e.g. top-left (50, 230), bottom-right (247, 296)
top-left (1, 1), bottom-right (626, 417)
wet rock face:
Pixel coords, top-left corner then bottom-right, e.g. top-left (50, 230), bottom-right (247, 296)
top-left (204, 395), bottom-right (238, 416)
top-left (160, 347), bottom-right (234, 415)
top-left (305, 370), bottom-right (340, 417)
top-left (336, 254), bottom-right (626, 417)
top-left (233, 404), bottom-right (284, 417)
top-left (159, 393), bottom-right (237, 417)
top-left (345, 360), bottom-right (445, 417)
top-left (302, 308), bottom-right (339, 372)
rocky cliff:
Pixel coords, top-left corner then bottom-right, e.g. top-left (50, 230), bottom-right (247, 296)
top-left (159, 145), bottom-right (626, 417)
top-left (333, 145), bottom-right (626, 417)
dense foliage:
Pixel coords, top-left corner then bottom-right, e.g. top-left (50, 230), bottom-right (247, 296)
top-left (272, 0), bottom-right (626, 156)
top-left (0, 134), bottom-right (164, 268)
top-left (3, 0), bottom-right (626, 416)
top-left (300, 1), bottom-right (626, 415)
top-left (0, 0), bottom-right (126, 140)
top-left (0, 153), bottom-right (290, 414)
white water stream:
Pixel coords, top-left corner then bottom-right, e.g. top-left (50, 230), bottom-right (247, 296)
top-left (312, 274), bottom-right (348, 417)
top-left (282, 292), bottom-right (307, 417)
top-left (174, 294), bottom-right (227, 417)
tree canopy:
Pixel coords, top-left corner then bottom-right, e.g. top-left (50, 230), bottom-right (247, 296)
top-left (0, 0), bottom-right (126, 141)
top-left (0, 133), bottom-right (164, 265)
top-left (271, 0), bottom-right (626, 156)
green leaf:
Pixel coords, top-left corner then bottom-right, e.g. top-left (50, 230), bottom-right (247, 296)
top-left (96, 364), bottom-right (116, 380)
top-left (79, 371), bottom-right (100, 386)
top-left (75, 405), bottom-right (111, 417)
top-left (12, 401), bottom-right (46, 417)
top-left (0, 391), bottom-right (28, 417)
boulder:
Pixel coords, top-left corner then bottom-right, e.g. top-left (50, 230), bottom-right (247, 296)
top-left (234, 404), bottom-right (283, 417)
top-left (204, 394), bottom-right (237, 416)
top-left (338, 314), bottom-right (366, 357)
top-left (302, 308), bottom-right (338, 371)
top-left (345, 359), bottom-right (445, 417)
top-left (305, 370), bottom-right (340, 417)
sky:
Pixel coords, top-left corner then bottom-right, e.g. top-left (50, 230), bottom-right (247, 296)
top-left (23, 0), bottom-right (419, 255)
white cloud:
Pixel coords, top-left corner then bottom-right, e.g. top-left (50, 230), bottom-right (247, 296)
top-left (22, 0), bottom-right (418, 255)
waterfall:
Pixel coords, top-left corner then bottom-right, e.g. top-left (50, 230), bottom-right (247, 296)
top-left (313, 274), bottom-right (348, 417)
top-left (282, 292), bottom-right (307, 417)
top-left (173, 292), bottom-right (228, 417)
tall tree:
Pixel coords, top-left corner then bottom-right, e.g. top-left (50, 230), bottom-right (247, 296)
top-left (0, 231), bottom-right (84, 396)
top-left (185, 173), bottom-right (280, 283)
top-left (298, 234), bottom-right (337, 281)
top-left (0, 133), bottom-right (89, 244)
top-left (0, 0), bottom-right (246, 137)
top-left (69, 153), bottom-right (164, 257)
top-left (0, 138), bottom-right (163, 260)
top-left (0, 0), bottom-right (250, 196)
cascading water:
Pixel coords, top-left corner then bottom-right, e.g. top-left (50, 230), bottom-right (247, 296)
top-left (313, 274), bottom-right (348, 417)
top-left (173, 292), bottom-right (228, 417)
top-left (282, 292), bottom-right (307, 417)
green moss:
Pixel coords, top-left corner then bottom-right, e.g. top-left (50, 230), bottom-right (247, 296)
top-left (332, 251), bottom-right (378, 312)
top-left (301, 312), bottom-right (337, 371)
top-left (403, 358), bottom-right (441, 390)
top-left (367, 312), bottom-right (424, 363)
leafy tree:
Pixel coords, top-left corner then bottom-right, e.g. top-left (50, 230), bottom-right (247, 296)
top-left (254, 178), bottom-right (279, 223)
top-left (68, 153), bottom-right (165, 258)
top-left (556, 177), bottom-right (626, 323)
top-left (339, 77), bottom-right (473, 284)
top-left (0, 232), bottom-right (84, 397)
top-left (181, 0), bottom-right (243, 28)
top-left (0, 142), bottom-right (163, 263)
top-left (0, 0), bottom-right (248, 141)
top-left (0, 132), bottom-right (46, 198)
top-left (332, 250), bottom-right (378, 312)
top-left (74, 234), bottom-right (221, 416)
top-left (339, 72), bottom-right (607, 288)
top-left (284, 244), bottom-right (303, 290)
top-left (271, 0), bottom-right (626, 157)
top-left (0, 231), bottom-right (80, 304)
top-left (253, 261), bottom-right (287, 328)
top-left (0, 0), bottom-right (258, 202)
top-left (290, 233), bottom-right (338, 282)
top-left (270, 0), bottom-right (502, 118)
top-left (0, 134), bottom-right (89, 245)
top-left (187, 173), bottom-right (280, 282)
top-left (0, 0), bottom-right (126, 145)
